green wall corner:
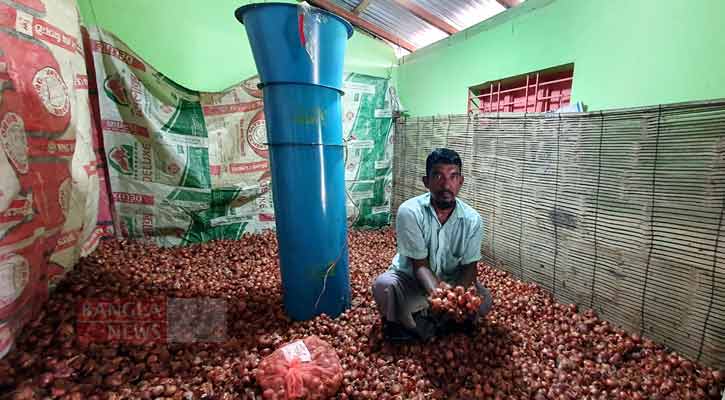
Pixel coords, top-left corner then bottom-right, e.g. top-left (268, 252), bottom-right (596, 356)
top-left (397, 0), bottom-right (725, 117)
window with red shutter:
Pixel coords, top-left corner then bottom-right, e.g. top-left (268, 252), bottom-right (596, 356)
top-left (468, 64), bottom-right (574, 114)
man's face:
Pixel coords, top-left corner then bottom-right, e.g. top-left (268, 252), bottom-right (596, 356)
top-left (423, 163), bottom-right (463, 210)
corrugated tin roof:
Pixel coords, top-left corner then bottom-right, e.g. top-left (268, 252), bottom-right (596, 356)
top-left (327, 0), bottom-right (519, 56)
top-left (360, 0), bottom-right (448, 50)
top-left (412, 0), bottom-right (506, 30)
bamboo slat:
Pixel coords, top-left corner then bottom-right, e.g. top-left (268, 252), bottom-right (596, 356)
top-left (392, 100), bottom-right (725, 369)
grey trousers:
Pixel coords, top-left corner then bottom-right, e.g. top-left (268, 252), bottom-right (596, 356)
top-left (372, 269), bottom-right (493, 338)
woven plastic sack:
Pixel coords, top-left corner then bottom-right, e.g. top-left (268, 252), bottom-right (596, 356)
top-left (256, 336), bottom-right (343, 400)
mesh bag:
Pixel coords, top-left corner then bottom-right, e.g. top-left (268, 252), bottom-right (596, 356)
top-left (256, 336), bottom-right (343, 399)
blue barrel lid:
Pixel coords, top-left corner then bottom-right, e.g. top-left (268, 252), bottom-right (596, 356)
top-left (235, 2), bottom-right (354, 39)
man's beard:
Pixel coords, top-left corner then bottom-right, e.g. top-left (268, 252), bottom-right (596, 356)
top-left (432, 195), bottom-right (455, 210)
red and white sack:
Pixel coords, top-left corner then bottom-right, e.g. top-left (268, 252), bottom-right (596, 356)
top-left (256, 336), bottom-right (343, 400)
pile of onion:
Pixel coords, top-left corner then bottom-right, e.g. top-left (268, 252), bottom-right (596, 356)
top-left (1, 229), bottom-right (722, 399)
top-left (429, 284), bottom-right (482, 323)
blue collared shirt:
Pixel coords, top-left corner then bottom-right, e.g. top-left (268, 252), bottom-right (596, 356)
top-left (391, 193), bottom-right (484, 284)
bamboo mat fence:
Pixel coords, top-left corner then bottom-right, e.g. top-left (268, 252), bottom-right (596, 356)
top-left (392, 100), bottom-right (725, 369)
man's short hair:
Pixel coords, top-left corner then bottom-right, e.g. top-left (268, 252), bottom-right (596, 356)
top-left (426, 148), bottom-right (462, 176)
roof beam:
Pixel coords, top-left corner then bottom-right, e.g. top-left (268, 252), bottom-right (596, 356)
top-left (495, 0), bottom-right (521, 9)
top-left (393, 0), bottom-right (458, 36)
top-left (352, 0), bottom-right (372, 14)
top-left (305, 0), bottom-right (417, 53)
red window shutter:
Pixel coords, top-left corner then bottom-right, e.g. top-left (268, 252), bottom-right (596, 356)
top-left (468, 64), bottom-right (574, 114)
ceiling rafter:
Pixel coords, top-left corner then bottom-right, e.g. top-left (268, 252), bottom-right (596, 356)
top-left (495, 0), bottom-right (522, 9)
top-left (352, 0), bottom-right (372, 14)
top-left (304, 0), bottom-right (417, 53)
top-left (393, 0), bottom-right (458, 36)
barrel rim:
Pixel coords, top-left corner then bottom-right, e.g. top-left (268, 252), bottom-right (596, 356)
top-left (258, 80), bottom-right (346, 95)
top-left (235, 2), bottom-right (354, 39)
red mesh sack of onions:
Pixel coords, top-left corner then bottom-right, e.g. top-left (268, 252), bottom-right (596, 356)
top-left (428, 284), bottom-right (482, 323)
top-left (256, 335), bottom-right (343, 400)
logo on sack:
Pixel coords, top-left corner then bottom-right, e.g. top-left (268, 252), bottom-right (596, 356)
top-left (165, 162), bottom-right (180, 175)
top-left (32, 67), bottom-right (70, 117)
top-left (108, 145), bottom-right (134, 175)
top-left (246, 110), bottom-right (268, 158)
top-left (0, 112), bottom-right (29, 174)
top-left (0, 254), bottom-right (30, 309)
top-left (103, 74), bottom-right (130, 106)
top-left (14, 9), bottom-right (34, 36)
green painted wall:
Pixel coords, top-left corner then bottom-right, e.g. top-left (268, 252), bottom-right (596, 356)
top-left (397, 0), bottom-right (725, 117)
top-left (76, 0), bottom-right (397, 92)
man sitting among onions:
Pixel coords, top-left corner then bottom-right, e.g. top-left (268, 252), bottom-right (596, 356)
top-left (372, 148), bottom-right (493, 342)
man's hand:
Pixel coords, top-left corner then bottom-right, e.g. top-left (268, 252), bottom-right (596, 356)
top-left (460, 262), bottom-right (477, 289)
top-left (410, 258), bottom-right (439, 295)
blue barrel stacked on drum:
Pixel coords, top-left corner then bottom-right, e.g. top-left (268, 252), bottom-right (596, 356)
top-left (235, 2), bottom-right (353, 320)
